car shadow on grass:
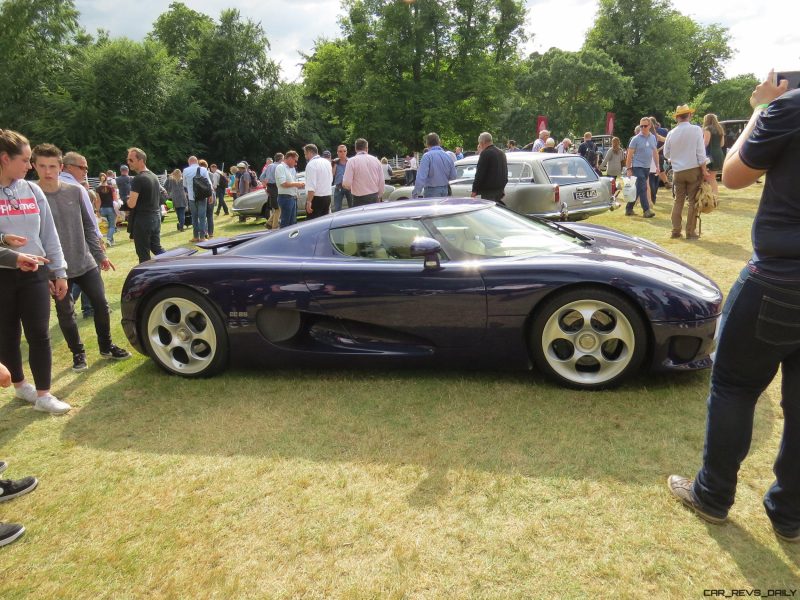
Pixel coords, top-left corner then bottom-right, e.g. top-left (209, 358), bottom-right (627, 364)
top-left (58, 361), bottom-right (779, 497)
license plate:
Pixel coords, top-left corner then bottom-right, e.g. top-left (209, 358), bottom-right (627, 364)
top-left (574, 188), bottom-right (598, 200)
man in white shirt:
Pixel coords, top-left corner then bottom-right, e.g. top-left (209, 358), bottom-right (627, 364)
top-left (532, 129), bottom-right (550, 152)
top-left (303, 144), bottom-right (333, 219)
top-left (663, 104), bottom-right (709, 239)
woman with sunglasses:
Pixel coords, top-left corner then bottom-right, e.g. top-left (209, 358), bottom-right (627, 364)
top-left (0, 129), bottom-right (71, 414)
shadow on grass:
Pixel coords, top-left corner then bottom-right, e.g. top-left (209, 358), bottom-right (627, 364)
top-left (56, 361), bottom-right (778, 498)
top-left (705, 520), bottom-right (800, 589)
top-left (686, 239), bottom-right (752, 261)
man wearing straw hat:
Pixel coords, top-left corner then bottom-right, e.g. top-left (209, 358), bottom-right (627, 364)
top-left (663, 104), bottom-right (708, 239)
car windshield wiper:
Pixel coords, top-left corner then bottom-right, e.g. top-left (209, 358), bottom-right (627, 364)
top-left (528, 216), bottom-right (594, 244)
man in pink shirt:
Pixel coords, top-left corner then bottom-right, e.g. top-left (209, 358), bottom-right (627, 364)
top-left (342, 138), bottom-right (383, 206)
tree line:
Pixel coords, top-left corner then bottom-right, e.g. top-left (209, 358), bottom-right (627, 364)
top-left (0, 0), bottom-right (755, 173)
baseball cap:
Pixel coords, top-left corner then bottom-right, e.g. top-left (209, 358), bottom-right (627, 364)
top-left (237, 162), bottom-right (246, 168)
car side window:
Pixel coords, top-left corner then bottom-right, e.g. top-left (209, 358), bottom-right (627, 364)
top-left (541, 157), bottom-right (599, 186)
top-left (331, 219), bottom-right (430, 260)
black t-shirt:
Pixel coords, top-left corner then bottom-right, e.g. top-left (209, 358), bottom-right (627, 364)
top-left (740, 88), bottom-right (800, 280)
top-left (131, 170), bottom-right (161, 215)
top-left (96, 185), bottom-right (114, 209)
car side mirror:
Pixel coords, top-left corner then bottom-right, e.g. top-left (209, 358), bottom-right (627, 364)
top-left (410, 236), bottom-right (442, 270)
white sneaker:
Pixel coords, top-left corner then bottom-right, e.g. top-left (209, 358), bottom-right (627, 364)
top-left (14, 383), bottom-right (37, 404)
top-left (33, 394), bottom-right (71, 415)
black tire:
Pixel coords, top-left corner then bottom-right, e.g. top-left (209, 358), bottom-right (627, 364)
top-left (260, 203), bottom-right (270, 220)
top-left (530, 287), bottom-right (648, 390)
top-left (139, 286), bottom-right (229, 378)
top-left (238, 215), bottom-right (247, 223)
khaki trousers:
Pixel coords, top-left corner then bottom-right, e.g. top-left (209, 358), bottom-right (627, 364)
top-left (268, 207), bottom-right (281, 230)
top-left (671, 167), bottom-right (702, 236)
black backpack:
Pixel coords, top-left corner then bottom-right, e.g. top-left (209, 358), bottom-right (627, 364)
top-left (582, 141), bottom-right (597, 168)
top-left (193, 166), bottom-right (212, 201)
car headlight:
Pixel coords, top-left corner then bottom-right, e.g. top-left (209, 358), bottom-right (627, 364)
top-left (665, 275), bottom-right (721, 302)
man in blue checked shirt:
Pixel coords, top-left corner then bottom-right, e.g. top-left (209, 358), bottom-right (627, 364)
top-left (412, 132), bottom-right (457, 198)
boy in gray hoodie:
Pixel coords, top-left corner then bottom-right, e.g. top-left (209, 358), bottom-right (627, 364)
top-left (32, 144), bottom-right (130, 372)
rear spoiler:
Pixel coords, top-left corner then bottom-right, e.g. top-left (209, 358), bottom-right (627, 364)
top-left (195, 230), bottom-right (271, 255)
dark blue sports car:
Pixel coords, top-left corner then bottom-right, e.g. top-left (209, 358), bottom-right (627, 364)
top-left (121, 199), bottom-right (722, 389)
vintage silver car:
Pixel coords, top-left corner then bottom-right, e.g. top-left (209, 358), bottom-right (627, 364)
top-left (388, 152), bottom-right (618, 221)
top-left (232, 174), bottom-right (395, 221)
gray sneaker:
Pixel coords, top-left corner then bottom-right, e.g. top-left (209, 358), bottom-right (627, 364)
top-left (14, 383), bottom-right (37, 404)
top-left (667, 475), bottom-right (727, 524)
top-left (33, 394), bottom-right (71, 415)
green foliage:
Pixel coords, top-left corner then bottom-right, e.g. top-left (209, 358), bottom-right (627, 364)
top-left (304, 0), bottom-right (527, 154)
top-left (184, 8), bottom-right (291, 162)
top-left (585, 0), bottom-right (733, 133)
top-left (0, 0), bottom-right (84, 132)
top-left (34, 38), bottom-right (202, 172)
top-left (691, 74), bottom-right (759, 121)
top-left (0, 0), bottom-right (744, 175)
top-left (147, 1), bottom-right (214, 68)
top-left (500, 48), bottom-right (633, 143)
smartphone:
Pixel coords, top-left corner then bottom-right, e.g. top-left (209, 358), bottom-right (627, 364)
top-left (771, 71), bottom-right (800, 89)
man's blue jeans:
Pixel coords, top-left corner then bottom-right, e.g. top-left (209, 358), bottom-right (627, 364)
top-left (693, 268), bottom-right (800, 531)
top-left (277, 194), bottom-right (297, 228)
top-left (191, 199), bottom-right (208, 238)
top-left (99, 206), bottom-right (116, 242)
top-left (333, 186), bottom-right (351, 212)
top-left (626, 167), bottom-right (651, 213)
top-left (423, 185), bottom-right (449, 198)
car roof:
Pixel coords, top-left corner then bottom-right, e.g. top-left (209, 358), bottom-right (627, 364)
top-left (329, 198), bottom-right (493, 227)
top-left (455, 153), bottom-right (580, 166)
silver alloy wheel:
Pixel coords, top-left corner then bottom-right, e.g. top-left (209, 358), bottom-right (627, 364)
top-left (540, 298), bottom-right (636, 386)
top-left (146, 297), bottom-right (218, 375)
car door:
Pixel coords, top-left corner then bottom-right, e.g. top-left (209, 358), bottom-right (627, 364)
top-left (303, 219), bottom-right (487, 348)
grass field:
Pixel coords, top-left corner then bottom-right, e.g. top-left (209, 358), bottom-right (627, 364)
top-left (2, 186), bottom-right (798, 599)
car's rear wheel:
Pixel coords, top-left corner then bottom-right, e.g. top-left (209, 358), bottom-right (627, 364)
top-left (530, 287), bottom-right (647, 389)
top-left (140, 287), bottom-right (229, 377)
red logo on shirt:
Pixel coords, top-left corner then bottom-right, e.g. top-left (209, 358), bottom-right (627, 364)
top-left (0, 197), bottom-right (40, 216)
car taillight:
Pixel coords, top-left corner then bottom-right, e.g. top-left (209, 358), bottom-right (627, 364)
top-left (553, 184), bottom-right (560, 203)
top-left (610, 177), bottom-right (616, 196)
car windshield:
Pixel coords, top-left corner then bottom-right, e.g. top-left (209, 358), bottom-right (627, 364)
top-left (541, 157), bottom-right (599, 186)
top-left (456, 162), bottom-right (528, 181)
top-left (426, 206), bottom-right (583, 258)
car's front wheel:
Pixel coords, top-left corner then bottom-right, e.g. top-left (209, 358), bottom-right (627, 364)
top-left (530, 287), bottom-right (647, 389)
top-left (140, 287), bottom-right (229, 377)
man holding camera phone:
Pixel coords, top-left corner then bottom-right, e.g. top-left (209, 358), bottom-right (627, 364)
top-left (668, 70), bottom-right (800, 542)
